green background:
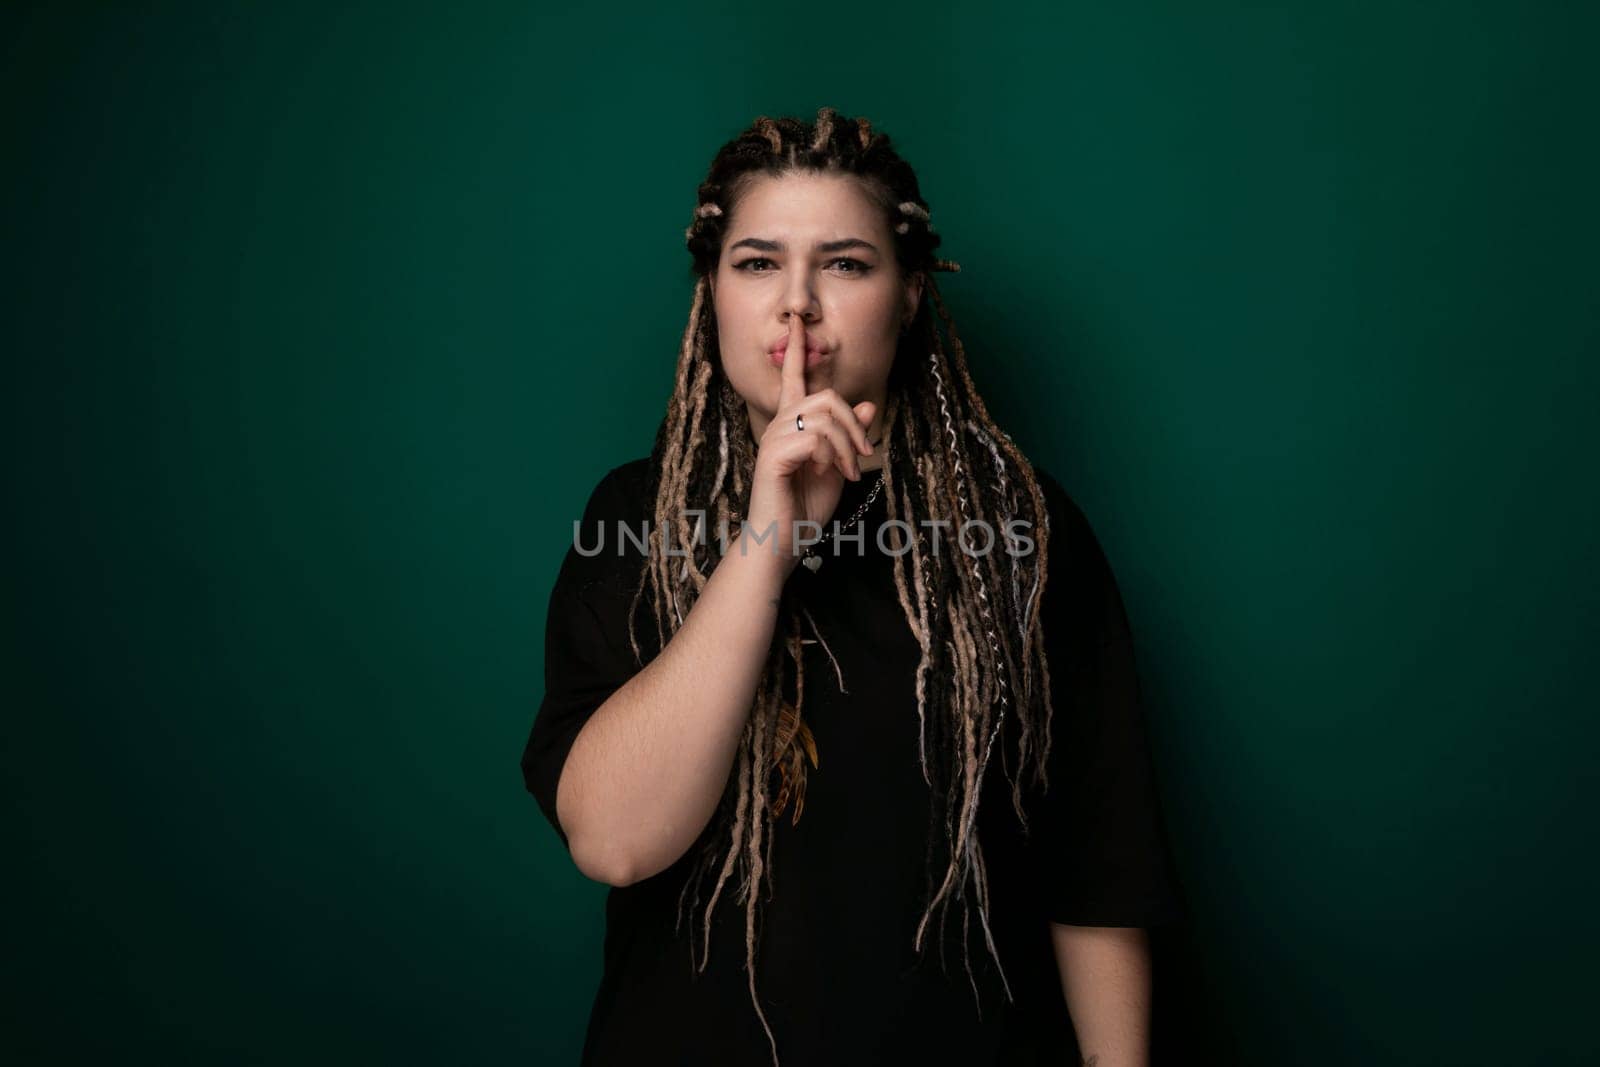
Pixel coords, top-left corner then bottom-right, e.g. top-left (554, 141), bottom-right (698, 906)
top-left (6, 2), bottom-right (1595, 1063)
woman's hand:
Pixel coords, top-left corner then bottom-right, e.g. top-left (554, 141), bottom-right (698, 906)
top-left (743, 318), bottom-right (876, 573)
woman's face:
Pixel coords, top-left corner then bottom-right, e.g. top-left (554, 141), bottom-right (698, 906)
top-left (709, 172), bottom-right (922, 444)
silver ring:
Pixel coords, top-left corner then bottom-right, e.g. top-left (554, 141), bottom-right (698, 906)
top-left (796, 413), bottom-right (804, 432)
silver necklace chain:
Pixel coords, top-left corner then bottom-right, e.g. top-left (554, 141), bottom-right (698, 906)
top-left (801, 471), bottom-right (885, 571)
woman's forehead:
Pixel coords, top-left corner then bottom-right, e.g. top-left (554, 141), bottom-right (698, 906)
top-left (727, 172), bottom-right (886, 237)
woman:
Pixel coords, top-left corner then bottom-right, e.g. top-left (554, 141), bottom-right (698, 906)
top-left (522, 108), bottom-right (1185, 1066)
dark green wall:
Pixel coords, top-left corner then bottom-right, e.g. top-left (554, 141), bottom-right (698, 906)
top-left (6, 2), bottom-right (1594, 1063)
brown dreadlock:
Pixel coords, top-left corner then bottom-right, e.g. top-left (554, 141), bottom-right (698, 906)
top-left (627, 107), bottom-right (1056, 1067)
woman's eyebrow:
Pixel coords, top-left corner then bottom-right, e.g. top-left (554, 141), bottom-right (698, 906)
top-left (727, 237), bottom-right (880, 254)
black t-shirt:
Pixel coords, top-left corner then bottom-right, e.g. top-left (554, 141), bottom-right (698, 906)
top-left (521, 456), bottom-right (1186, 1066)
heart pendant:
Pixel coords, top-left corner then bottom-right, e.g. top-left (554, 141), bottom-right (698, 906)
top-left (801, 554), bottom-right (822, 573)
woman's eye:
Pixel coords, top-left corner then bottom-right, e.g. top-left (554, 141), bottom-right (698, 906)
top-left (731, 257), bottom-right (872, 275)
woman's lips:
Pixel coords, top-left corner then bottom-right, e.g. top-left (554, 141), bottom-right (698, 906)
top-left (769, 346), bottom-right (829, 369)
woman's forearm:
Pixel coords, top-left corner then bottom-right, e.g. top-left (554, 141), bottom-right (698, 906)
top-left (554, 528), bottom-right (792, 886)
top-left (1050, 923), bottom-right (1154, 1067)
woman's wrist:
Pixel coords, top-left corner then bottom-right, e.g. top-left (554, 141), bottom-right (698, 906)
top-left (723, 525), bottom-right (801, 588)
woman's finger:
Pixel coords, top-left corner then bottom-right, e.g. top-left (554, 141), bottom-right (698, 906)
top-left (763, 419), bottom-right (835, 476)
top-left (786, 407), bottom-right (862, 482)
top-left (804, 429), bottom-right (838, 480)
top-left (775, 318), bottom-right (810, 414)
top-left (793, 390), bottom-right (875, 458)
top-left (809, 411), bottom-right (864, 481)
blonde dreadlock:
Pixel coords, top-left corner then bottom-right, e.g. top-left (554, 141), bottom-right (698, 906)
top-left (630, 107), bottom-right (1055, 1067)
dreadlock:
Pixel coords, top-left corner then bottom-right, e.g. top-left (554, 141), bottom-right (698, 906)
top-left (627, 107), bottom-right (1056, 1067)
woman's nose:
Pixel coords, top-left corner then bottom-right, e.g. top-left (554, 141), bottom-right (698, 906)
top-left (781, 286), bottom-right (819, 322)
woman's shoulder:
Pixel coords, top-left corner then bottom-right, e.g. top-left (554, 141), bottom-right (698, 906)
top-left (556, 456), bottom-right (656, 598)
top-left (579, 455), bottom-right (655, 523)
top-left (1026, 461), bottom-right (1135, 656)
top-left (606, 454), bottom-right (655, 492)
top-left (1027, 462), bottom-right (1096, 553)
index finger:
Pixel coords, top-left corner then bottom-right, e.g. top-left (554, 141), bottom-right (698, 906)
top-left (776, 317), bottom-right (809, 411)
